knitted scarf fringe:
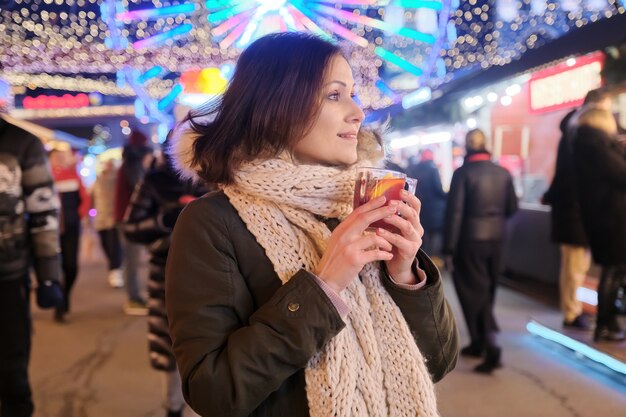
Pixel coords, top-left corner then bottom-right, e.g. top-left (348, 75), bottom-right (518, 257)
top-left (223, 157), bottom-right (439, 417)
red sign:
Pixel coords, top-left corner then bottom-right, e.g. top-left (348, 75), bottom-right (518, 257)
top-left (528, 53), bottom-right (604, 114)
top-left (23, 93), bottom-right (90, 110)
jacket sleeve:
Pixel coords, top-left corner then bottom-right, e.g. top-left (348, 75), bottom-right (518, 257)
top-left (442, 169), bottom-right (465, 254)
top-left (381, 251), bottom-right (459, 382)
top-left (505, 174), bottom-right (518, 218)
top-left (542, 135), bottom-right (568, 205)
top-left (21, 136), bottom-right (62, 286)
top-left (165, 199), bottom-right (345, 417)
top-left (122, 176), bottom-right (172, 245)
top-left (432, 167), bottom-right (447, 200)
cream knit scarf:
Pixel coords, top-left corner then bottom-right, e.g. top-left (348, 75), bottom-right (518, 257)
top-left (222, 155), bottom-right (439, 417)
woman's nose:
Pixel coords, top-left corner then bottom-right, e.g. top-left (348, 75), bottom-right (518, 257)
top-left (349, 101), bottom-right (365, 124)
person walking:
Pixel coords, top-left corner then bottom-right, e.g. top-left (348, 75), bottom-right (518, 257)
top-left (407, 149), bottom-right (447, 260)
top-left (123, 142), bottom-right (206, 417)
top-left (443, 128), bottom-right (518, 374)
top-left (115, 130), bottom-right (153, 315)
top-left (542, 89), bottom-right (613, 330)
top-left (93, 158), bottom-right (123, 288)
top-left (49, 148), bottom-right (90, 322)
top-left (571, 108), bottom-right (626, 342)
top-left (165, 32), bottom-right (458, 417)
top-left (0, 117), bottom-right (63, 416)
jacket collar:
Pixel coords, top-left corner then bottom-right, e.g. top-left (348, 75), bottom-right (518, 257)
top-left (465, 152), bottom-right (491, 163)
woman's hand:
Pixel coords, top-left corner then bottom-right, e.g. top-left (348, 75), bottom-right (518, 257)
top-left (315, 196), bottom-right (397, 293)
top-left (376, 190), bottom-right (424, 285)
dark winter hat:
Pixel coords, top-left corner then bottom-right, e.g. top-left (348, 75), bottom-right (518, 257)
top-left (128, 129), bottom-right (148, 147)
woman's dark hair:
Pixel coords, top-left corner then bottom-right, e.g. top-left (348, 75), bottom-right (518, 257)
top-left (186, 32), bottom-right (343, 184)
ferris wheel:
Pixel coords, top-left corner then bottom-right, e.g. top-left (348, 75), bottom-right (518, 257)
top-left (101, 0), bottom-right (455, 132)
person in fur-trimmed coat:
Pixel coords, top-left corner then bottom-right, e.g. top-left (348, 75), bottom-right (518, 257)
top-left (123, 144), bottom-right (206, 417)
top-left (572, 108), bottom-right (626, 342)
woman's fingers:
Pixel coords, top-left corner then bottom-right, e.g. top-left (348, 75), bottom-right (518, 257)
top-left (361, 248), bottom-right (394, 264)
top-left (392, 192), bottom-right (422, 228)
top-left (353, 195), bottom-right (387, 214)
top-left (383, 213), bottom-right (417, 237)
top-left (357, 232), bottom-right (393, 252)
top-left (400, 190), bottom-right (422, 218)
top-left (341, 234), bottom-right (393, 265)
top-left (376, 226), bottom-right (420, 253)
top-left (348, 203), bottom-right (397, 232)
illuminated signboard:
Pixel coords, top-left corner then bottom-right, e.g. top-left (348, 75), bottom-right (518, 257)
top-left (529, 53), bottom-right (603, 114)
top-left (23, 93), bottom-right (90, 110)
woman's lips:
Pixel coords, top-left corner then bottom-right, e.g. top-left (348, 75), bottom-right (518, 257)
top-left (337, 133), bottom-right (358, 139)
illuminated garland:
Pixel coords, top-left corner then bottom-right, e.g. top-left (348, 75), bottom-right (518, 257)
top-left (3, 72), bottom-right (174, 98)
top-left (0, 0), bottom-right (624, 110)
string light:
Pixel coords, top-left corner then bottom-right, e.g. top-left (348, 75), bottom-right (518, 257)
top-left (3, 72), bottom-right (174, 98)
top-left (448, 0), bottom-right (623, 76)
top-left (0, 0), bottom-right (623, 112)
top-left (11, 104), bottom-right (135, 119)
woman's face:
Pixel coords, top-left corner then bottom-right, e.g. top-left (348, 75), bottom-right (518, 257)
top-left (293, 55), bottom-right (365, 166)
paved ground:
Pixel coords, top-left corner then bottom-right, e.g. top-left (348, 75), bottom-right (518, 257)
top-left (28, 234), bottom-right (626, 417)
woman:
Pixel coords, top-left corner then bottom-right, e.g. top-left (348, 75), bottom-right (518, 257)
top-left (166, 32), bottom-right (458, 417)
top-left (49, 148), bottom-right (90, 322)
top-left (115, 129), bottom-right (153, 314)
top-left (572, 107), bottom-right (626, 342)
top-left (93, 158), bottom-right (123, 288)
top-left (124, 144), bottom-right (206, 417)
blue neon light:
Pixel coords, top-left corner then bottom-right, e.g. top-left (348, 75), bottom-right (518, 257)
top-left (402, 87), bottom-right (432, 109)
top-left (208, 2), bottom-right (257, 23)
top-left (138, 66), bottom-right (164, 83)
top-left (375, 80), bottom-right (399, 101)
top-left (395, 0), bottom-right (443, 10)
top-left (206, 0), bottom-right (251, 9)
top-left (118, 3), bottom-right (196, 21)
top-left (157, 84), bottom-right (184, 111)
top-left (374, 47), bottom-right (423, 77)
top-left (527, 320), bottom-right (626, 376)
top-left (133, 24), bottom-right (193, 49)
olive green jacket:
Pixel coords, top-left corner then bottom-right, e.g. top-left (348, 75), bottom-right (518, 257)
top-left (166, 191), bottom-right (459, 417)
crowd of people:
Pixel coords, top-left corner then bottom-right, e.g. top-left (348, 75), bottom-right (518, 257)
top-left (0, 32), bottom-right (624, 417)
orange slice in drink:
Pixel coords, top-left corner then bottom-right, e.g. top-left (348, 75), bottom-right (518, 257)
top-left (370, 176), bottom-right (405, 200)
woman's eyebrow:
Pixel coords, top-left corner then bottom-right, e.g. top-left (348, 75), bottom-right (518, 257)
top-left (323, 80), bottom-right (355, 88)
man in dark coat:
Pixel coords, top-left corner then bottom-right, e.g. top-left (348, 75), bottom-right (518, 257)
top-left (572, 108), bottom-right (626, 342)
top-left (0, 117), bottom-right (63, 416)
top-left (443, 128), bottom-right (518, 374)
top-left (407, 149), bottom-right (446, 258)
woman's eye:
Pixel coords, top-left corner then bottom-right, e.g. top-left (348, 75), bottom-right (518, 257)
top-left (328, 92), bottom-right (340, 100)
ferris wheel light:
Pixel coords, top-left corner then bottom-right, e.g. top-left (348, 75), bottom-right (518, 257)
top-left (257, 0), bottom-right (288, 11)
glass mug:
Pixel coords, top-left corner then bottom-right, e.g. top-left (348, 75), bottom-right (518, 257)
top-left (353, 167), bottom-right (417, 232)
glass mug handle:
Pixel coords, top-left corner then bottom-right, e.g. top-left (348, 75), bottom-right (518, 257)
top-left (404, 177), bottom-right (418, 195)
